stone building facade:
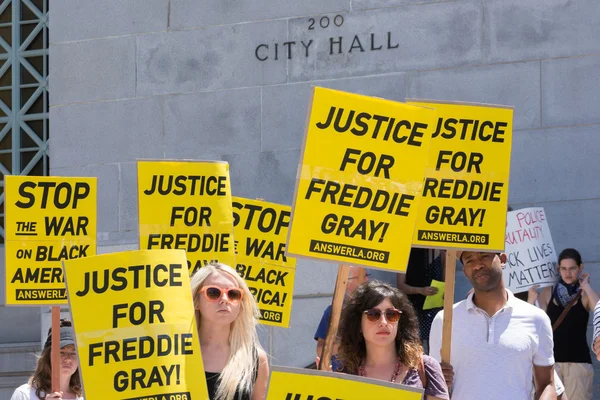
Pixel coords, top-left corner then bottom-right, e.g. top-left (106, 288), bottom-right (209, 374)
top-left (1, 0), bottom-right (600, 398)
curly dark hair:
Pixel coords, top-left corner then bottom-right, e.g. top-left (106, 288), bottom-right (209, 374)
top-left (337, 280), bottom-right (422, 374)
top-left (31, 320), bottom-right (82, 398)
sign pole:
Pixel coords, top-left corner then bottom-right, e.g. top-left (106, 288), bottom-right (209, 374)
top-left (318, 264), bottom-right (350, 371)
top-left (51, 305), bottom-right (61, 392)
top-left (441, 250), bottom-right (456, 364)
top-left (357, 267), bottom-right (367, 284)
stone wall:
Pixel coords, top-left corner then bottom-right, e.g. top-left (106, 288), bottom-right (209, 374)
top-left (1, 0), bottom-right (593, 398)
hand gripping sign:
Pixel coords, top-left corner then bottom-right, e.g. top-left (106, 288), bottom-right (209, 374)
top-left (407, 100), bottom-right (513, 251)
top-left (286, 87), bottom-right (435, 272)
top-left (5, 176), bottom-right (97, 305)
top-left (63, 249), bottom-right (208, 400)
top-left (266, 367), bottom-right (422, 400)
top-left (138, 160), bottom-right (235, 275)
top-left (233, 197), bottom-right (296, 327)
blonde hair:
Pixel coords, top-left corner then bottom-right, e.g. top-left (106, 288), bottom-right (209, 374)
top-left (190, 263), bottom-right (260, 400)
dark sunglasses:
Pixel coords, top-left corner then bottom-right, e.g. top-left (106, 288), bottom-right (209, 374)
top-left (199, 286), bottom-right (244, 303)
top-left (363, 308), bottom-right (402, 323)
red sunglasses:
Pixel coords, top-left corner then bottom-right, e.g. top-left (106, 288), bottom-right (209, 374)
top-left (199, 286), bottom-right (244, 304)
top-left (363, 308), bottom-right (402, 323)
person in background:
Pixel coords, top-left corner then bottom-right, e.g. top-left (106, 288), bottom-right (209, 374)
top-left (531, 248), bottom-right (599, 400)
top-left (191, 263), bottom-right (269, 400)
top-left (337, 280), bottom-right (449, 399)
top-left (314, 266), bottom-right (367, 369)
top-left (397, 248), bottom-right (444, 354)
top-left (11, 319), bottom-right (83, 400)
top-left (429, 251), bottom-right (556, 400)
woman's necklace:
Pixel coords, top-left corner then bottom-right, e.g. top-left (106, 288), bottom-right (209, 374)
top-left (358, 358), bottom-right (402, 383)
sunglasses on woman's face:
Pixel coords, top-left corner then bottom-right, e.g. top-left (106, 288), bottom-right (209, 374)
top-left (363, 308), bottom-right (402, 323)
top-left (199, 286), bottom-right (244, 304)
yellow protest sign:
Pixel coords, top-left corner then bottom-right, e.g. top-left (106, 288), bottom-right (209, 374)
top-left (423, 280), bottom-right (445, 310)
top-left (266, 366), bottom-right (422, 400)
top-left (138, 160), bottom-right (235, 274)
top-left (63, 249), bottom-right (208, 400)
top-left (286, 87), bottom-right (435, 271)
top-left (4, 176), bottom-right (96, 305)
top-left (233, 197), bottom-right (296, 327)
top-left (408, 100), bottom-right (513, 251)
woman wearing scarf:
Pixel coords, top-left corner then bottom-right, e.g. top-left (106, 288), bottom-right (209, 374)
top-left (534, 248), bottom-right (599, 400)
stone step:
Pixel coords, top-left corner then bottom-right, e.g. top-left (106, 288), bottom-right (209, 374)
top-left (0, 342), bottom-right (40, 399)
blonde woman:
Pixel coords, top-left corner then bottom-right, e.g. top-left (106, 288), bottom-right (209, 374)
top-left (191, 263), bottom-right (269, 400)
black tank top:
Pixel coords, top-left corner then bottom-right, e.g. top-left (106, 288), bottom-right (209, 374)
top-left (205, 349), bottom-right (259, 400)
top-left (547, 288), bottom-right (592, 363)
top-left (205, 371), bottom-right (251, 400)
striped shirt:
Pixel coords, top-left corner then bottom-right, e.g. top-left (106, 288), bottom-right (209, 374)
top-left (593, 299), bottom-right (600, 345)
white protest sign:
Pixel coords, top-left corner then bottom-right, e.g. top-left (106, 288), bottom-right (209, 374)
top-left (503, 207), bottom-right (559, 293)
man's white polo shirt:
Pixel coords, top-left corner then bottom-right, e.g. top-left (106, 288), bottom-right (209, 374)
top-left (429, 289), bottom-right (554, 400)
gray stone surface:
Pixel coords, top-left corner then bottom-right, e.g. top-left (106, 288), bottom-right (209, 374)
top-left (528, 199), bottom-right (600, 263)
top-left (292, 259), bottom-right (338, 296)
top-left (0, 247), bottom-right (42, 341)
top-left (37, 0), bottom-right (600, 395)
top-left (0, 345), bottom-right (38, 370)
top-left (509, 125), bottom-right (600, 205)
top-left (49, 36), bottom-right (136, 105)
top-left (98, 243), bottom-right (138, 255)
top-left (0, 308), bottom-right (40, 342)
top-left (406, 61), bottom-right (540, 130)
top-left (50, 0), bottom-right (168, 43)
top-left (164, 88), bottom-right (261, 159)
top-left (352, 0), bottom-right (442, 9)
top-left (136, 22), bottom-right (288, 96)
top-left (50, 164), bottom-right (120, 234)
top-left (262, 73), bottom-right (405, 151)
top-left (49, 97), bottom-right (164, 168)
top-left (170, 0), bottom-right (349, 29)
top-left (99, 230), bottom-right (140, 246)
top-left (0, 343), bottom-right (39, 389)
top-left (486, 0), bottom-right (600, 63)
top-left (272, 296), bottom-right (332, 366)
top-left (119, 162), bottom-right (139, 233)
top-left (542, 55), bottom-right (600, 128)
top-left (221, 149), bottom-right (301, 207)
top-left (288, 1), bottom-right (483, 81)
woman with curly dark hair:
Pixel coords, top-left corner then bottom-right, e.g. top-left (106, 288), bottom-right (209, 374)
top-left (337, 280), bottom-right (448, 399)
top-left (11, 320), bottom-right (83, 400)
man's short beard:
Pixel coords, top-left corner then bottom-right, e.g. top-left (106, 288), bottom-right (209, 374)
top-left (471, 271), bottom-right (502, 292)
